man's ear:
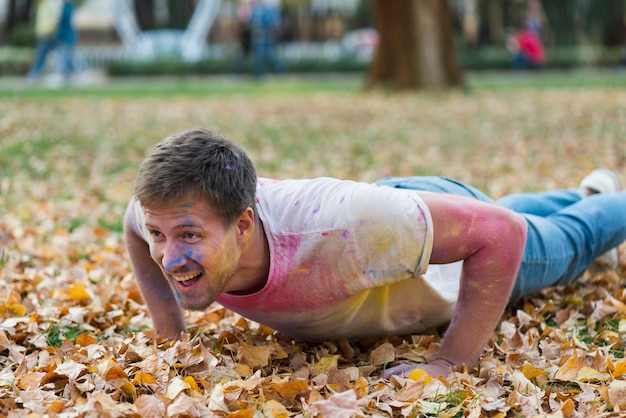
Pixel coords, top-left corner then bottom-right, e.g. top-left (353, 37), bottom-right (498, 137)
top-left (236, 207), bottom-right (255, 243)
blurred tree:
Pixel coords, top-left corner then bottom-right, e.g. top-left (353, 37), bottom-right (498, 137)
top-left (461, 0), bottom-right (479, 48)
top-left (134, 0), bottom-right (155, 31)
top-left (366, 0), bottom-right (463, 90)
top-left (542, 1), bottom-right (577, 45)
top-left (599, 0), bottom-right (626, 47)
top-left (167, 0), bottom-right (194, 29)
top-left (2, 0), bottom-right (32, 43)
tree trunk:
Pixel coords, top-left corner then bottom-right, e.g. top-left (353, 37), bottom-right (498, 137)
top-left (366, 0), bottom-right (464, 90)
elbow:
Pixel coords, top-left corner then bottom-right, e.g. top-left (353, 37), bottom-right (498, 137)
top-left (485, 209), bottom-right (527, 261)
top-left (509, 211), bottom-right (528, 251)
top-left (496, 211), bottom-right (528, 264)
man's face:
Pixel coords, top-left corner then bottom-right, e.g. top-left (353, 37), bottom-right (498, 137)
top-left (143, 196), bottom-right (243, 311)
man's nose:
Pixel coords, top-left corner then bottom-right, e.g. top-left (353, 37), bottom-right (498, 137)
top-left (162, 242), bottom-right (188, 271)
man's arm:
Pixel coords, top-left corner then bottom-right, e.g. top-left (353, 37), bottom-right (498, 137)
top-left (123, 201), bottom-right (187, 339)
top-left (385, 192), bottom-right (527, 378)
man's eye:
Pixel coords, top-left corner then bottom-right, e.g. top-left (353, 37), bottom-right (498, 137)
top-left (150, 230), bottom-right (164, 239)
top-left (184, 232), bottom-right (196, 239)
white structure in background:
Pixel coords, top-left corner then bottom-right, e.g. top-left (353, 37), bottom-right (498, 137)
top-left (310, 0), bottom-right (359, 14)
top-left (70, 0), bottom-right (366, 65)
top-left (0, 0), bottom-right (6, 23)
top-left (111, 0), bottom-right (220, 62)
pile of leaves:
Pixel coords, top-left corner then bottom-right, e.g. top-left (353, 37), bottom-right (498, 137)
top-left (2, 84), bottom-right (626, 416)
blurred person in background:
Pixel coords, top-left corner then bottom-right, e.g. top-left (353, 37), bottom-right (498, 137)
top-left (27, 0), bottom-right (62, 84)
top-left (507, 26), bottom-right (546, 70)
top-left (232, 0), bottom-right (253, 73)
top-left (48, 0), bottom-right (78, 88)
top-left (524, 0), bottom-right (545, 39)
top-left (249, 0), bottom-right (285, 77)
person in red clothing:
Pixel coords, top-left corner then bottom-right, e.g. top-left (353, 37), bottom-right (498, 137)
top-left (507, 28), bottom-right (546, 69)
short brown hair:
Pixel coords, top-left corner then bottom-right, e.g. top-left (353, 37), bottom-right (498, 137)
top-left (134, 129), bottom-right (257, 225)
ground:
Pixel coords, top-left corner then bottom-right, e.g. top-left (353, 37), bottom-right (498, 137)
top-left (1, 71), bottom-right (626, 416)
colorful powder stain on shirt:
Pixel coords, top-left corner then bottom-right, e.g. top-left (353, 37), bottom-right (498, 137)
top-left (215, 178), bottom-right (460, 341)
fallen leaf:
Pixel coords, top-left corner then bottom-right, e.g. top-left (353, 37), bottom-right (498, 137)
top-left (68, 282), bottom-right (91, 302)
top-left (309, 355), bottom-right (340, 376)
top-left (369, 342), bottom-right (396, 366)
top-left (313, 389), bottom-right (358, 418)
top-left (135, 395), bottom-right (166, 417)
top-left (555, 352), bottom-right (586, 382)
top-left (262, 399), bottom-right (289, 417)
top-left (237, 342), bottom-right (270, 369)
top-left (577, 366), bottom-right (610, 383)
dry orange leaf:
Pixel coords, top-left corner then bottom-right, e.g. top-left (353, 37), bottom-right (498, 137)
top-left (17, 371), bottom-right (45, 390)
top-left (522, 361), bottom-right (548, 387)
top-left (68, 282), bottom-right (91, 302)
top-left (75, 333), bottom-right (97, 347)
top-left (4, 303), bottom-right (26, 317)
top-left (266, 378), bottom-right (309, 400)
top-left (237, 342), bottom-right (270, 369)
top-left (105, 365), bottom-right (129, 380)
top-left (183, 376), bottom-right (201, 392)
top-left (258, 324), bottom-right (276, 337)
top-left (133, 372), bottom-right (157, 385)
top-left (613, 360), bottom-right (626, 378)
top-left (555, 352), bottom-right (586, 382)
top-left (120, 381), bottom-right (138, 401)
top-left (408, 368), bottom-right (433, 385)
top-left (353, 377), bottom-right (369, 399)
top-left (47, 400), bottom-right (66, 414)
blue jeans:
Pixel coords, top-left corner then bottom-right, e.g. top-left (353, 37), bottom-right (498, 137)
top-left (375, 176), bottom-right (626, 303)
top-left (28, 37), bottom-right (56, 79)
top-left (55, 42), bottom-right (76, 78)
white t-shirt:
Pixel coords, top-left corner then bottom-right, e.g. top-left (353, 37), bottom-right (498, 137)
top-left (132, 177), bottom-right (462, 341)
top-left (219, 177), bottom-right (461, 341)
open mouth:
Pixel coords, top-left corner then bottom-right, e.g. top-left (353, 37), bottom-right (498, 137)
top-left (172, 272), bottom-right (202, 288)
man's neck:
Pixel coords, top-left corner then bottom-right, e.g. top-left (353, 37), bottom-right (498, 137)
top-left (228, 219), bottom-right (270, 295)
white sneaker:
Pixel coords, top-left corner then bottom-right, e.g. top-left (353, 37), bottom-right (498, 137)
top-left (579, 169), bottom-right (621, 195)
top-left (580, 169), bottom-right (621, 270)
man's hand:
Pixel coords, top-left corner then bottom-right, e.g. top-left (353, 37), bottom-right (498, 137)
top-left (384, 358), bottom-right (453, 379)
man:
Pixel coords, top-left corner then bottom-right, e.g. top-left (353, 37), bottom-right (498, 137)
top-left (124, 128), bottom-right (626, 378)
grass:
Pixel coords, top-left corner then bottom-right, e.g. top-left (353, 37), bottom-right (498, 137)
top-left (1, 69), bottom-right (625, 201)
top-left (0, 73), bottom-right (364, 98)
top-left (467, 68), bottom-right (626, 90)
top-left (1, 68), bottom-right (624, 99)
